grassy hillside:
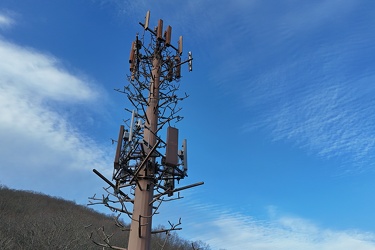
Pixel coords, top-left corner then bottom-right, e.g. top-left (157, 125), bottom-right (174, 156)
top-left (0, 186), bottom-right (210, 250)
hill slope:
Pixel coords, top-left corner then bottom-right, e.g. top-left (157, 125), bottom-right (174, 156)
top-left (0, 186), bottom-right (209, 250)
top-left (0, 185), bottom-right (127, 249)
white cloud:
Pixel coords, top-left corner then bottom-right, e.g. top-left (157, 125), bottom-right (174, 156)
top-left (0, 39), bottom-right (97, 102)
top-left (0, 12), bottom-right (15, 29)
top-left (0, 37), bottom-right (111, 177)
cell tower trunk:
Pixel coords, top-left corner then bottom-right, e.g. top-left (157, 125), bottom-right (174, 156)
top-left (127, 40), bottom-right (161, 250)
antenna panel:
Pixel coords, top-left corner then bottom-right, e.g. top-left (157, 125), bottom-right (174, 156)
top-left (114, 125), bottom-right (124, 169)
top-left (157, 19), bottom-right (163, 40)
top-left (165, 25), bottom-right (172, 45)
top-left (165, 127), bottom-right (179, 166)
top-left (144, 10), bottom-right (150, 30)
top-left (128, 110), bottom-right (136, 142)
top-left (178, 36), bottom-right (183, 55)
top-left (182, 139), bottom-right (188, 172)
top-left (129, 41), bottom-right (135, 68)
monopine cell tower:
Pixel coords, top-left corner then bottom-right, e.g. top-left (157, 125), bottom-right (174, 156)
top-left (90, 11), bottom-right (204, 250)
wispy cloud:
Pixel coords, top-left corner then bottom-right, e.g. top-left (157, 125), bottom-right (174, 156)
top-left (206, 213), bottom-right (375, 250)
top-left (236, 1), bottom-right (375, 172)
top-left (173, 200), bottom-right (375, 250)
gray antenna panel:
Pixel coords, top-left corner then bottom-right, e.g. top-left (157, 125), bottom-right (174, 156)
top-left (114, 125), bottom-right (124, 169)
top-left (182, 139), bottom-right (188, 172)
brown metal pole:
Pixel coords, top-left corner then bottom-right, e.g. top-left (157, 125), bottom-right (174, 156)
top-left (127, 42), bottom-right (161, 250)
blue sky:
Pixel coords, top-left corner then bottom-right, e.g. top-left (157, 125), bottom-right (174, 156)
top-left (1, 1), bottom-right (375, 249)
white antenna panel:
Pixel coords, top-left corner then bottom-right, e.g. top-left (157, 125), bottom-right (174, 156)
top-left (144, 11), bottom-right (150, 30)
top-left (128, 110), bottom-right (136, 142)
